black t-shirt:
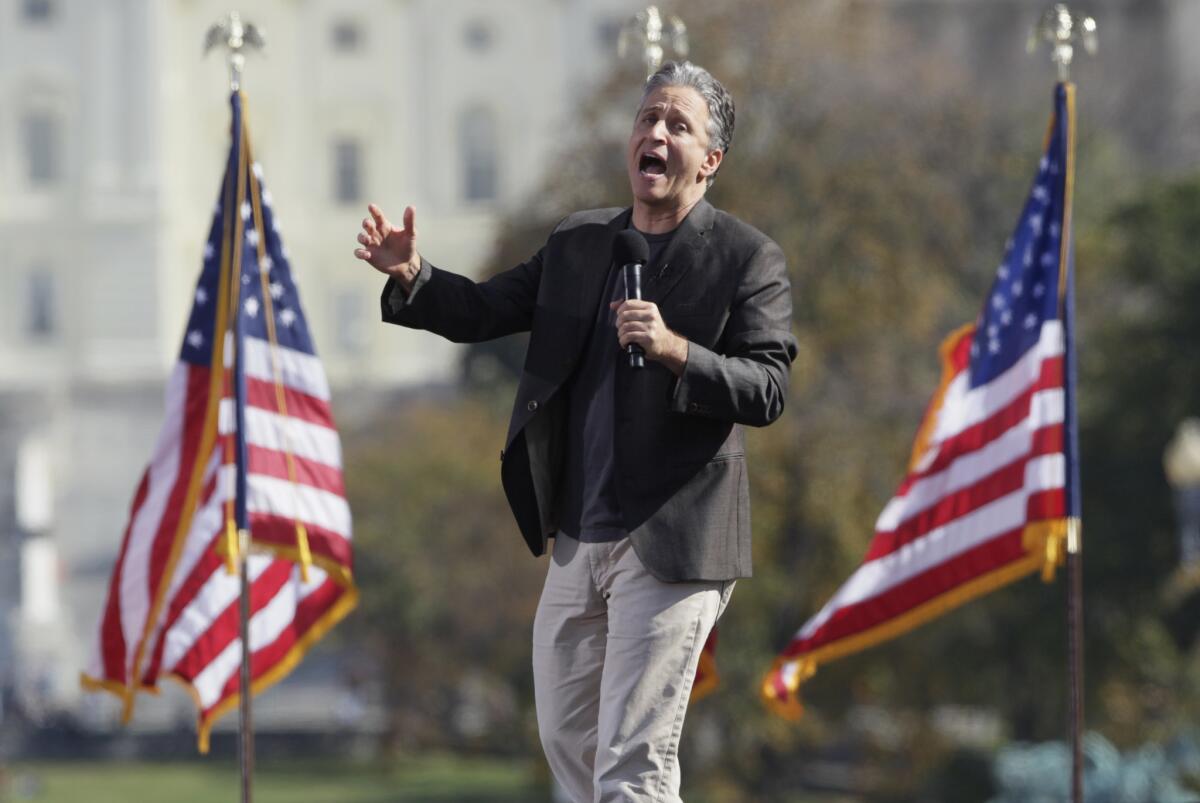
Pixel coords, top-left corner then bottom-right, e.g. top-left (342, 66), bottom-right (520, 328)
top-left (558, 227), bottom-right (675, 542)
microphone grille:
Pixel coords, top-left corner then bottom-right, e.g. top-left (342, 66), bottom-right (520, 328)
top-left (613, 229), bottom-right (649, 266)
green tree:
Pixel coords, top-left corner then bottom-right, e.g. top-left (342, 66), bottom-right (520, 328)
top-left (344, 1), bottom-right (1196, 798)
top-left (1071, 175), bottom-right (1200, 748)
top-left (464, 4), bottom-right (1046, 795)
top-left (342, 398), bottom-right (546, 755)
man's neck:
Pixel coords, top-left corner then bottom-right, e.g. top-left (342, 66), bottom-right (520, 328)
top-left (631, 195), bottom-right (704, 234)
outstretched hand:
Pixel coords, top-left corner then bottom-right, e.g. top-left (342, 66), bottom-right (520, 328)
top-left (354, 204), bottom-right (422, 291)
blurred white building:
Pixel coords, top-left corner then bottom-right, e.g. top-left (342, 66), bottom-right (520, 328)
top-left (0, 0), bottom-right (643, 732)
top-left (4, 0), bottom-right (1200, 740)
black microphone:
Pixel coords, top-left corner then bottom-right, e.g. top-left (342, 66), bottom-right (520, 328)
top-left (613, 229), bottom-right (649, 369)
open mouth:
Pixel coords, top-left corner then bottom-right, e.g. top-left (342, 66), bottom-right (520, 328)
top-left (638, 152), bottom-right (667, 176)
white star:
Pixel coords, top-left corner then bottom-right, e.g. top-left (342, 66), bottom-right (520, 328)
top-left (988, 323), bottom-right (999, 338)
top-left (281, 245), bottom-right (290, 259)
top-left (1041, 252), bottom-right (1056, 268)
top-left (1023, 247), bottom-right (1034, 268)
top-left (1032, 185), bottom-right (1050, 203)
top-left (262, 189), bottom-right (273, 207)
top-left (214, 201), bottom-right (223, 214)
top-left (997, 265), bottom-right (1010, 280)
top-left (259, 255), bottom-right (273, 271)
top-left (247, 228), bottom-right (260, 247)
top-left (1039, 156), bottom-right (1049, 172)
top-left (242, 273), bottom-right (251, 285)
top-left (992, 294), bottom-right (1005, 310)
top-left (1024, 313), bottom-right (1038, 329)
top-left (1049, 161), bottom-right (1060, 175)
top-left (195, 287), bottom-right (209, 305)
top-left (279, 308), bottom-right (297, 327)
top-left (244, 296), bottom-right (260, 318)
top-left (187, 330), bottom-right (204, 349)
top-left (1000, 309), bottom-right (1012, 326)
top-left (1029, 214), bottom-right (1043, 236)
top-left (1012, 280), bottom-right (1023, 297)
top-left (1033, 283), bottom-right (1046, 298)
top-left (240, 200), bottom-right (252, 220)
top-left (269, 281), bottom-right (285, 300)
top-left (252, 162), bottom-right (264, 179)
top-left (1049, 222), bottom-right (1061, 239)
top-left (204, 242), bottom-right (215, 261)
top-left (988, 339), bottom-right (1001, 354)
top-left (273, 218), bottom-right (283, 234)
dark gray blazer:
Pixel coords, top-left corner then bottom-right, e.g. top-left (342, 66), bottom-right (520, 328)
top-left (381, 199), bottom-right (797, 582)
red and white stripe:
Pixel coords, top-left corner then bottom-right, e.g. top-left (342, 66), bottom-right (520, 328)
top-left (778, 320), bottom-right (1066, 663)
top-left (84, 335), bottom-right (355, 749)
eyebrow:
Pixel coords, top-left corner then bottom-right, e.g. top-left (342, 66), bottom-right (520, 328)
top-left (639, 103), bottom-right (699, 122)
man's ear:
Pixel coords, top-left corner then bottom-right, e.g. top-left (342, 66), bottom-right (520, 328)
top-left (699, 148), bottom-right (724, 180)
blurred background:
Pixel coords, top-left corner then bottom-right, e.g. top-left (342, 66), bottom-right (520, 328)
top-left (3, 0), bottom-right (1200, 800)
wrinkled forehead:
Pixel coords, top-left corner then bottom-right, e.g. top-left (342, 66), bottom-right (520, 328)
top-left (637, 85), bottom-right (709, 124)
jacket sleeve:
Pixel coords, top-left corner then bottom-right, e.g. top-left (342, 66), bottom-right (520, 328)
top-left (379, 247), bottom-right (545, 344)
top-left (667, 239), bottom-right (798, 427)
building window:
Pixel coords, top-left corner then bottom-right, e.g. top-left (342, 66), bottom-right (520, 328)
top-left (27, 270), bottom-right (56, 339)
top-left (333, 139), bottom-right (363, 205)
top-left (596, 18), bottom-right (622, 50)
top-left (463, 19), bottom-right (494, 52)
top-left (335, 291), bottom-right (365, 353)
top-left (331, 20), bottom-right (362, 52)
top-left (24, 112), bottom-right (59, 186)
top-left (22, 0), bottom-right (54, 22)
top-left (459, 107), bottom-right (498, 203)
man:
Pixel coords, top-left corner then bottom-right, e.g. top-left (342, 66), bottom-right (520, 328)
top-left (354, 62), bottom-right (796, 802)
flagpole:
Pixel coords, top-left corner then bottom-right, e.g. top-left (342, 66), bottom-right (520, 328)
top-left (231, 97), bottom-right (255, 803)
top-left (237, 527), bottom-right (254, 803)
top-left (1067, 518), bottom-right (1083, 801)
top-left (1028, 7), bottom-right (1095, 802)
top-left (1064, 88), bottom-right (1084, 803)
top-left (205, 13), bottom-right (265, 803)
top-left (223, 90), bottom-right (255, 803)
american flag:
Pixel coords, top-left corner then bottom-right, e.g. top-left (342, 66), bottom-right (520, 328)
top-left (82, 92), bottom-right (357, 751)
top-left (763, 84), bottom-right (1080, 718)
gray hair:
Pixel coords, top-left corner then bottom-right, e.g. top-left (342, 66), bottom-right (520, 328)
top-left (640, 61), bottom-right (735, 184)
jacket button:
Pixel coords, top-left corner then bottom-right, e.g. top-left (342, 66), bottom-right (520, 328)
top-left (527, 400), bottom-right (539, 412)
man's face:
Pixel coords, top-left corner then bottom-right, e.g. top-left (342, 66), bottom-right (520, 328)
top-left (627, 85), bottom-right (722, 212)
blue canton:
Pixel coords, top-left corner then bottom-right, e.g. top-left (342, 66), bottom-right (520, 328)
top-left (180, 95), bottom-right (316, 367)
top-left (969, 85), bottom-right (1070, 388)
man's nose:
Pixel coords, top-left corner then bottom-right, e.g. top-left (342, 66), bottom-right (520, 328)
top-left (649, 119), bottom-right (669, 141)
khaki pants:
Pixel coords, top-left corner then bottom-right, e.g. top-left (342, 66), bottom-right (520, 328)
top-left (532, 535), bottom-right (733, 803)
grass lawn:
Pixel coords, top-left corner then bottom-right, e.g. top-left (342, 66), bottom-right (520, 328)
top-left (4, 756), bottom-right (862, 802)
top-left (3, 755), bottom-right (546, 803)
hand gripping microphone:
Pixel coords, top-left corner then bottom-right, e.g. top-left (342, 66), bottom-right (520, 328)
top-left (613, 229), bottom-right (650, 369)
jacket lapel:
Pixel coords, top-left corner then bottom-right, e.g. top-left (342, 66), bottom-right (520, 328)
top-left (573, 200), bottom-right (715, 324)
top-left (645, 198), bottom-right (715, 306)
top-left (575, 208), bottom-right (632, 325)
